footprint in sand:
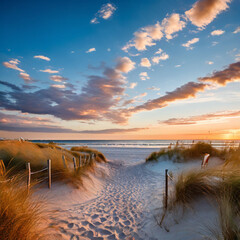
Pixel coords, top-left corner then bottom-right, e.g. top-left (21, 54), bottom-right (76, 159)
top-left (68, 222), bottom-right (74, 228)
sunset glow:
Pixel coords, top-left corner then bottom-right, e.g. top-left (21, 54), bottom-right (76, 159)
top-left (0, 0), bottom-right (239, 140)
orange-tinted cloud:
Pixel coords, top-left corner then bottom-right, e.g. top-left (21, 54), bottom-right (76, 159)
top-left (199, 61), bottom-right (240, 85)
top-left (2, 59), bottom-right (24, 72)
top-left (185, 0), bottom-right (231, 28)
top-left (162, 110), bottom-right (240, 125)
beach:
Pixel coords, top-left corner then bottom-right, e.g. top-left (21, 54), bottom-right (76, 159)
top-left (29, 140), bottom-right (237, 240)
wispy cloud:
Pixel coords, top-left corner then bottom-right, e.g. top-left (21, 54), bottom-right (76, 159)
top-left (40, 69), bottom-right (59, 74)
top-left (152, 52), bottom-right (169, 64)
top-left (233, 26), bottom-right (240, 34)
top-left (162, 110), bottom-right (240, 125)
top-left (19, 72), bottom-right (31, 82)
top-left (129, 82), bottom-right (137, 89)
top-left (182, 38), bottom-right (199, 50)
top-left (185, 0), bottom-right (231, 28)
top-left (51, 84), bottom-right (66, 89)
top-left (2, 59), bottom-right (24, 72)
top-left (34, 55), bottom-right (50, 61)
top-left (139, 72), bottom-right (150, 81)
top-left (91, 3), bottom-right (116, 24)
top-left (206, 61), bottom-right (214, 65)
top-left (86, 48), bottom-right (96, 53)
top-left (211, 29), bottom-right (225, 36)
top-left (50, 75), bottom-right (68, 82)
top-left (148, 86), bottom-right (160, 91)
top-left (140, 58), bottom-right (151, 67)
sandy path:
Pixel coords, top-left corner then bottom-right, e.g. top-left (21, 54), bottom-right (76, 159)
top-left (49, 161), bottom-right (164, 240)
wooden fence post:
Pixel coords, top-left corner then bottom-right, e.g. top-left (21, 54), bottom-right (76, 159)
top-left (73, 157), bottom-right (76, 170)
top-left (47, 159), bottom-right (51, 189)
top-left (79, 156), bottom-right (81, 168)
top-left (165, 169), bottom-right (168, 209)
top-left (62, 155), bottom-right (66, 168)
top-left (27, 162), bottom-right (31, 191)
top-left (84, 155), bottom-right (86, 166)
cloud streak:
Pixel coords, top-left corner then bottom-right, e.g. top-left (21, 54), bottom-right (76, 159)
top-left (91, 3), bottom-right (116, 24)
top-left (162, 110), bottom-right (240, 125)
top-left (182, 38), bottom-right (199, 50)
top-left (34, 55), bottom-right (50, 61)
top-left (199, 61), bottom-right (240, 85)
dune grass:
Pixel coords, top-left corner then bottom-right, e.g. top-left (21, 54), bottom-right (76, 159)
top-left (70, 146), bottom-right (107, 163)
top-left (0, 161), bottom-right (47, 240)
top-left (146, 141), bottom-right (232, 163)
top-left (0, 140), bottom-right (107, 187)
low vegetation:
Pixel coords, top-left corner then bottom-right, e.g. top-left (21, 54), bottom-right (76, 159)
top-left (0, 140), bottom-right (107, 187)
top-left (163, 145), bottom-right (240, 239)
top-left (0, 161), bottom-right (47, 240)
top-left (146, 141), bottom-right (238, 162)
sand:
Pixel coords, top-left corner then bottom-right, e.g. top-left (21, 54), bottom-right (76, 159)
top-left (38, 157), bottom-right (223, 239)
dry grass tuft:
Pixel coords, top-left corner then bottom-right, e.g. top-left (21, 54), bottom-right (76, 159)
top-left (146, 141), bottom-right (238, 163)
top-left (170, 169), bottom-right (217, 207)
top-left (0, 140), bottom-right (107, 188)
top-left (0, 160), bottom-right (47, 240)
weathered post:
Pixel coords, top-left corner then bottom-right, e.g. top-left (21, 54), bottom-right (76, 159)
top-left (84, 155), bottom-right (87, 166)
top-left (79, 155), bottom-right (81, 168)
top-left (165, 169), bottom-right (168, 209)
top-left (73, 157), bottom-right (76, 170)
top-left (27, 162), bottom-right (31, 191)
top-left (47, 159), bottom-right (51, 189)
top-left (62, 155), bottom-right (66, 168)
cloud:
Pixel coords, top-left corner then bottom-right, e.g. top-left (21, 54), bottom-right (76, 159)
top-left (122, 22), bottom-right (163, 52)
top-left (162, 13), bottom-right (186, 39)
top-left (40, 69), bottom-right (59, 74)
top-left (175, 64), bottom-right (181, 68)
top-left (152, 53), bottom-right (169, 64)
top-left (19, 72), bottom-right (31, 81)
top-left (34, 55), bottom-right (50, 61)
top-left (129, 82), bottom-right (208, 114)
top-left (140, 58), bottom-right (151, 67)
top-left (148, 86), bottom-right (160, 91)
top-left (51, 84), bottom-right (66, 89)
top-left (75, 127), bottom-right (148, 134)
top-left (129, 82), bottom-right (137, 89)
top-left (86, 48), bottom-right (96, 53)
top-left (211, 29), bottom-right (225, 35)
top-left (0, 59), bottom-right (132, 124)
top-left (0, 80), bottom-right (21, 91)
top-left (50, 75), bottom-right (68, 82)
top-left (0, 111), bottom-right (147, 133)
top-left (199, 61), bottom-right (240, 85)
top-left (182, 38), bottom-right (199, 50)
top-left (91, 3), bottom-right (116, 24)
top-left (162, 110), bottom-right (240, 125)
top-left (139, 72), bottom-right (150, 81)
top-left (155, 48), bottom-right (163, 55)
top-left (2, 59), bottom-right (24, 72)
top-left (185, 0), bottom-right (231, 28)
top-left (233, 26), bottom-right (240, 34)
top-left (206, 61), bottom-right (214, 65)
top-left (115, 57), bottom-right (135, 73)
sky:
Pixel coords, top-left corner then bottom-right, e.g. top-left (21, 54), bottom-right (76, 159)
top-left (0, 0), bottom-right (240, 140)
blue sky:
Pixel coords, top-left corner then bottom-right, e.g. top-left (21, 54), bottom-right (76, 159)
top-left (0, 0), bottom-right (240, 139)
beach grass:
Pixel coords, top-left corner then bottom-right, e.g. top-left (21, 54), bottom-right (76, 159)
top-left (146, 141), bottom-right (234, 163)
top-left (0, 161), bottom-right (47, 240)
top-left (0, 140), bottom-right (107, 187)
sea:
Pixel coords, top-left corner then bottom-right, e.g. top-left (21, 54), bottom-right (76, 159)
top-left (32, 139), bottom-right (240, 165)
